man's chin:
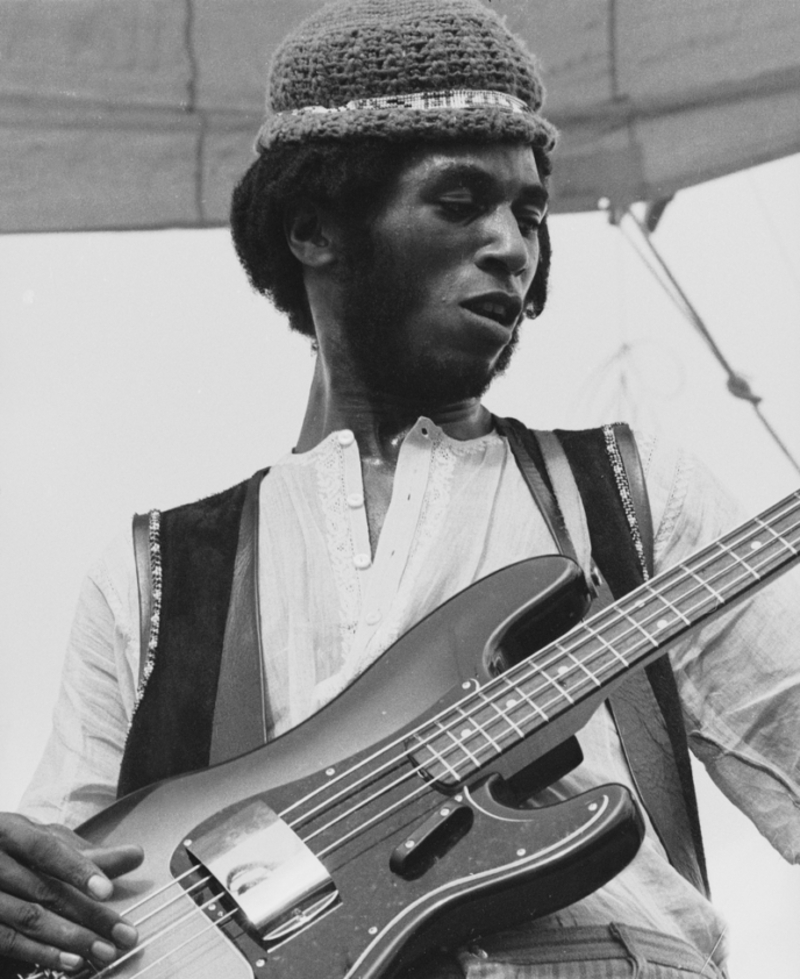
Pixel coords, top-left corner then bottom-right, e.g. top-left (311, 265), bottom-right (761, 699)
top-left (371, 341), bottom-right (517, 406)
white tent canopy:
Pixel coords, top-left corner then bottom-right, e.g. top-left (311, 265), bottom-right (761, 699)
top-left (2, 0), bottom-right (800, 232)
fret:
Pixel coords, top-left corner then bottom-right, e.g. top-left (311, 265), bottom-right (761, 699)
top-left (580, 621), bottom-right (629, 665)
top-left (754, 516), bottom-right (799, 556)
top-left (715, 538), bottom-right (762, 581)
top-left (435, 717), bottom-right (482, 767)
top-left (642, 584), bottom-right (692, 625)
top-left (685, 538), bottom-right (763, 605)
top-left (617, 607), bottom-right (661, 648)
top-left (526, 656), bottom-right (575, 706)
top-left (476, 685), bottom-right (525, 737)
top-left (558, 641), bottom-right (603, 689)
top-left (407, 728), bottom-right (462, 783)
top-left (454, 703), bottom-right (503, 753)
top-left (498, 671), bottom-right (550, 725)
top-left (684, 567), bottom-right (724, 606)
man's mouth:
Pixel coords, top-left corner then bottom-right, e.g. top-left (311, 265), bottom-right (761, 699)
top-left (461, 293), bottom-right (523, 328)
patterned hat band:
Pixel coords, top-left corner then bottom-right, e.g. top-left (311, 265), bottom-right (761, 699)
top-left (289, 89), bottom-right (530, 116)
top-left (254, 89), bottom-right (541, 151)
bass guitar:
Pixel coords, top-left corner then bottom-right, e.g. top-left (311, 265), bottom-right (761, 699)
top-left (7, 489), bottom-right (800, 979)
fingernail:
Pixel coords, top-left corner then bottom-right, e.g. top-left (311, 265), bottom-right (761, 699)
top-left (87, 874), bottom-right (113, 900)
top-left (59, 952), bottom-right (84, 972)
top-left (112, 921), bottom-right (139, 948)
top-left (91, 940), bottom-right (118, 963)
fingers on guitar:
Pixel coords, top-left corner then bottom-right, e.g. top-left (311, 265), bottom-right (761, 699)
top-left (0, 815), bottom-right (112, 899)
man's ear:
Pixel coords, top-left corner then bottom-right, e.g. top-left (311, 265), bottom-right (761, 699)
top-left (284, 203), bottom-right (339, 269)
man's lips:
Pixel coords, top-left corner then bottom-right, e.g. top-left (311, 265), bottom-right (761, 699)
top-left (460, 292), bottom-right (523, 328)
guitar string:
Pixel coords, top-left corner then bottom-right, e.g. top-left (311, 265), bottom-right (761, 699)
top-left (311, 515), bottom-right (800, 856)
top-left (58, 893), bottom-right (235, 979)
top-left (25, 870), bottom-right (214, 979)
top-left (130, 874), bottom-right (211, 928)
top-left (280, 498), bottom-right (800, 841)
top-left (275, 493), bottom-right (800, 842)
top-left (106, 908), bottom-right (237, 979)
top-left (24, 870), bottom-right (213, 979)
top-left (32, 498), bottom-right (797, 978)
top-left (293, 507), bottom-right (800, 853)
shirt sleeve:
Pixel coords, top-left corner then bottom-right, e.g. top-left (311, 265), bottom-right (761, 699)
top-left (638, 431), bottom-right (800, 863)
top-left (17, 531), bottom-right (141, 829)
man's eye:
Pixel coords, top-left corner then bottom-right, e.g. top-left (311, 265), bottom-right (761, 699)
top-left (439, 196), bottom-right (478, 216)
top-left (517, 212), bottom-right (544, 236)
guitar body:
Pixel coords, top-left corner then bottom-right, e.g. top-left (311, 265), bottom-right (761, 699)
top-left (6, 557), bottom-right (644, 979)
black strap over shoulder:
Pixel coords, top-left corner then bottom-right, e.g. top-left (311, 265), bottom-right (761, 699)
top-left (502, 418), bottom-right (709, 897)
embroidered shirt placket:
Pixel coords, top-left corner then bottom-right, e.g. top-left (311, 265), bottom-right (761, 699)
top-left (346, 422), bottom-right (434, 673)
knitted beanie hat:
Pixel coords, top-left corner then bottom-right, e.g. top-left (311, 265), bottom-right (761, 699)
top-left (255, 0), bottom-right (557, 152)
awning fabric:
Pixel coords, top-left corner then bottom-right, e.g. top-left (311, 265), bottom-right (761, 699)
top-left (2, 0), bottom-right (799, 232)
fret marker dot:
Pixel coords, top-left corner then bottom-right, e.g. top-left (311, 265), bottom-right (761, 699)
top-left (506, 698), bottom-right (517, 708)
top-left (750, 540), bottom-right (762, 550)
top-left (461, 728), bottom-right (472, 739)
top-left (557, 665), bottom-right (568, 676)
top-left (656, 619), bottom-right (669, 630)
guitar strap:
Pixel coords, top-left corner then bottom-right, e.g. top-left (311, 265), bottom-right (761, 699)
top-left (496, 417), bottom-right (709, 897)
top-left (209, 469), bottom-right (271, 763)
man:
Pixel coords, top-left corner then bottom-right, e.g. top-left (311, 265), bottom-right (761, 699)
top-left (1, 1), bottom-right (799, 977)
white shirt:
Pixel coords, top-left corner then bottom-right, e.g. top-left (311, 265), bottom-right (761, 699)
top-left (19, 420), bottom-right (800, 970)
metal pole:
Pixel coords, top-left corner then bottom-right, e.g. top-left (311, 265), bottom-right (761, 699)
top-left (616, 206), bottom-right (800, 477)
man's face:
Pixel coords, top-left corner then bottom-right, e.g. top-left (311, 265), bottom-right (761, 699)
top-left (334, 142), bottom-right (548, 405)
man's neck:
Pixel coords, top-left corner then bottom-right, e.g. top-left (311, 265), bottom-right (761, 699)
top-left (294, 357), bottom-right (495, 552)
top-left (294, 358), bottom-right (494, 465)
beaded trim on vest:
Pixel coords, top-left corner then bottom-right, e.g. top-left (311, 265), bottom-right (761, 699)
top-left (134, 509), bottom-right (163, 713)
top-left (602, 425), bottom-right (650, 582)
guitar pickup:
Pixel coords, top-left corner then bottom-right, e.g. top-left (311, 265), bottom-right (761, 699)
top-left (390, 800), bottom-right (473, 880)
top-left (184, 799), bottom-right (338, 940)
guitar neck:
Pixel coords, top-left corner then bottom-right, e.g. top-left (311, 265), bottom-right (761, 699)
top-left (531, 488), bottom-right (800, 698)
top-left (415, 490), bottom-right (800, 784)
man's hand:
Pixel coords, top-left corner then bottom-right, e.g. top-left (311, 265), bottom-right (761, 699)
top-left (0, 814), bottom-right (143, 974)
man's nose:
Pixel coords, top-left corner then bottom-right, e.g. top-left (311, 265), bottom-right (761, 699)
top-left (476, 206), bottom-right (534, 278)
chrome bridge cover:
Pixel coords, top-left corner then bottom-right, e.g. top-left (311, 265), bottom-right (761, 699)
top-left (186, 799), bottom-right (337, 937)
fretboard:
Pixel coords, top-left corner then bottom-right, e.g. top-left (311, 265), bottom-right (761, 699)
top-left (410, 489), bottom-right (800, 785)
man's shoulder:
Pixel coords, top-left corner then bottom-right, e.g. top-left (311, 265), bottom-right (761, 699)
top-left (152, 467), bottom-right (270, 525)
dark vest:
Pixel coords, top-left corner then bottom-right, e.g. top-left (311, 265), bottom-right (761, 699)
top-left (118, 423), bottom-right (708, 895)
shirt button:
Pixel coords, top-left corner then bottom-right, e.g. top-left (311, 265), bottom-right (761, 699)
top-left (353, 553), bottom-right (371, 570)
top-left (347, 492), bottom-right (364, 509)
top-left (337, 429), bottom-right (355, 447)
top-left (365, 610), bottom-right (382, 625)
